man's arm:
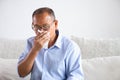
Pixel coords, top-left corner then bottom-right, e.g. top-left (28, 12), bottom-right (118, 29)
top-left (18, 31), bottom-right (49, 77)
top-left (18, 46), bottom-right (40, 77)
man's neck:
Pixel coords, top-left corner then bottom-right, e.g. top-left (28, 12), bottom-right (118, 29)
top-left (48, 33), bottom-right (58, 48)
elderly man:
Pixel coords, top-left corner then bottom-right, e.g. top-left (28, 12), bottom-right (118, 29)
top-left (18, 7), bottom-right (84, 80)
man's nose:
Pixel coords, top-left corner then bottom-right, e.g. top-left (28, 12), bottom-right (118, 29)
top-left (38, 29), bottom-right (44, 33)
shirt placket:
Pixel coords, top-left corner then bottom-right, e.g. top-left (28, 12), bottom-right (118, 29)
top-left (41, 49), bottom-right (48, 80)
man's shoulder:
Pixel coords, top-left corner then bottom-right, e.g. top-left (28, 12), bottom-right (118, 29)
top-left (27, 36), bottom-right (35, 42)
top-left (61, 35), bottom-right (79, 48)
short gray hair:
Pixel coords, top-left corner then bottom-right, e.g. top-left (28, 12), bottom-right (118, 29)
top-left (32, 7), bottom-right (56, 20)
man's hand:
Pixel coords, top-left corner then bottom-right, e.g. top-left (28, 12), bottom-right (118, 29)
top-left (33, 31), bottom-right (50, 51)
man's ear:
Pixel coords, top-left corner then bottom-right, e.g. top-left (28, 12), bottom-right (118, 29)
top-left (54, 20), bottom-right (58, 29)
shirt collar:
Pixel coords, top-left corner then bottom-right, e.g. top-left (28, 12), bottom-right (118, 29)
top-left (53, 30), bottom-right (62, 49)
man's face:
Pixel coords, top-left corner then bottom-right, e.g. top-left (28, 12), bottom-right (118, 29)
top-left (32, 12), bottom-right (58, 39)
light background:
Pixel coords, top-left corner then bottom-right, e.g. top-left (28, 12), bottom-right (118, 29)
top-left (0, 0), bottom-right (120, 39)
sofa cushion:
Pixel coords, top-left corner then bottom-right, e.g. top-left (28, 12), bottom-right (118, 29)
top-left (71, 36), bottom-right (120, 59)
top-left (0, 38), bottom-right (26, 59)
top-left (0, 58), bottom-right (30, 80)
top-left (82, 56), bottom-right (120, 80)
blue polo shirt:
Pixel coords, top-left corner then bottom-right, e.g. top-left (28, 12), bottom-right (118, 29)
top-left (18, 31), bottom-right (84, 80)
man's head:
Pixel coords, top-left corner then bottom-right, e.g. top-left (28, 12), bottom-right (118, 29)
top-left (32, 7), bottom-right (58, 40)
top-left (32, 7), bottom-right (55, 21)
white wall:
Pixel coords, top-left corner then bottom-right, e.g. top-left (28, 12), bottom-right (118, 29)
top-left (0, 0), bottom-right (120, 39)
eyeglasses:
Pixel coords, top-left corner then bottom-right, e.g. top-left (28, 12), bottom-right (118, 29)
top-left (32, 21), bottom-right (54, 31)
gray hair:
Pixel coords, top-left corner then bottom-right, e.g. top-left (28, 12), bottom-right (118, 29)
top-left (32, 7), bottom-right (56, 21)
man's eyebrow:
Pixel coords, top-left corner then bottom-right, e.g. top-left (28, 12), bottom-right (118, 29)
top-left (34, 24), bottom-right (49, 27)
top-left (35, 23), bottom-right (49, 26)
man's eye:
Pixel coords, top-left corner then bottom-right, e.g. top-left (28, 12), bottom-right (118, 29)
top-left (44, 25), bottom-right (49, 28)
top-left (44, 26), bottom-right (48, 29)
top-left (34, 25), bottom-right (39, 28)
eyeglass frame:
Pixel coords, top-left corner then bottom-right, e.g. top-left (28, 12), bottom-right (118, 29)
top-left (32, 20), bottom-right (55, 32)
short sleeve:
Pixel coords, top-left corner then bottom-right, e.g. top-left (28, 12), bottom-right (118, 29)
top-left (18, 37), bottom-right (33, 64)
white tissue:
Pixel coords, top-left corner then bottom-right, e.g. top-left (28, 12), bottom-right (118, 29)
top-left (38, 30), bottom-right (50, 49)
top-left (43, 41), bottom-right (49, 49)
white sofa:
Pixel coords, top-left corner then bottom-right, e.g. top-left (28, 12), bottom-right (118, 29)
top-left (0, 36), bottom-right (120, 80)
